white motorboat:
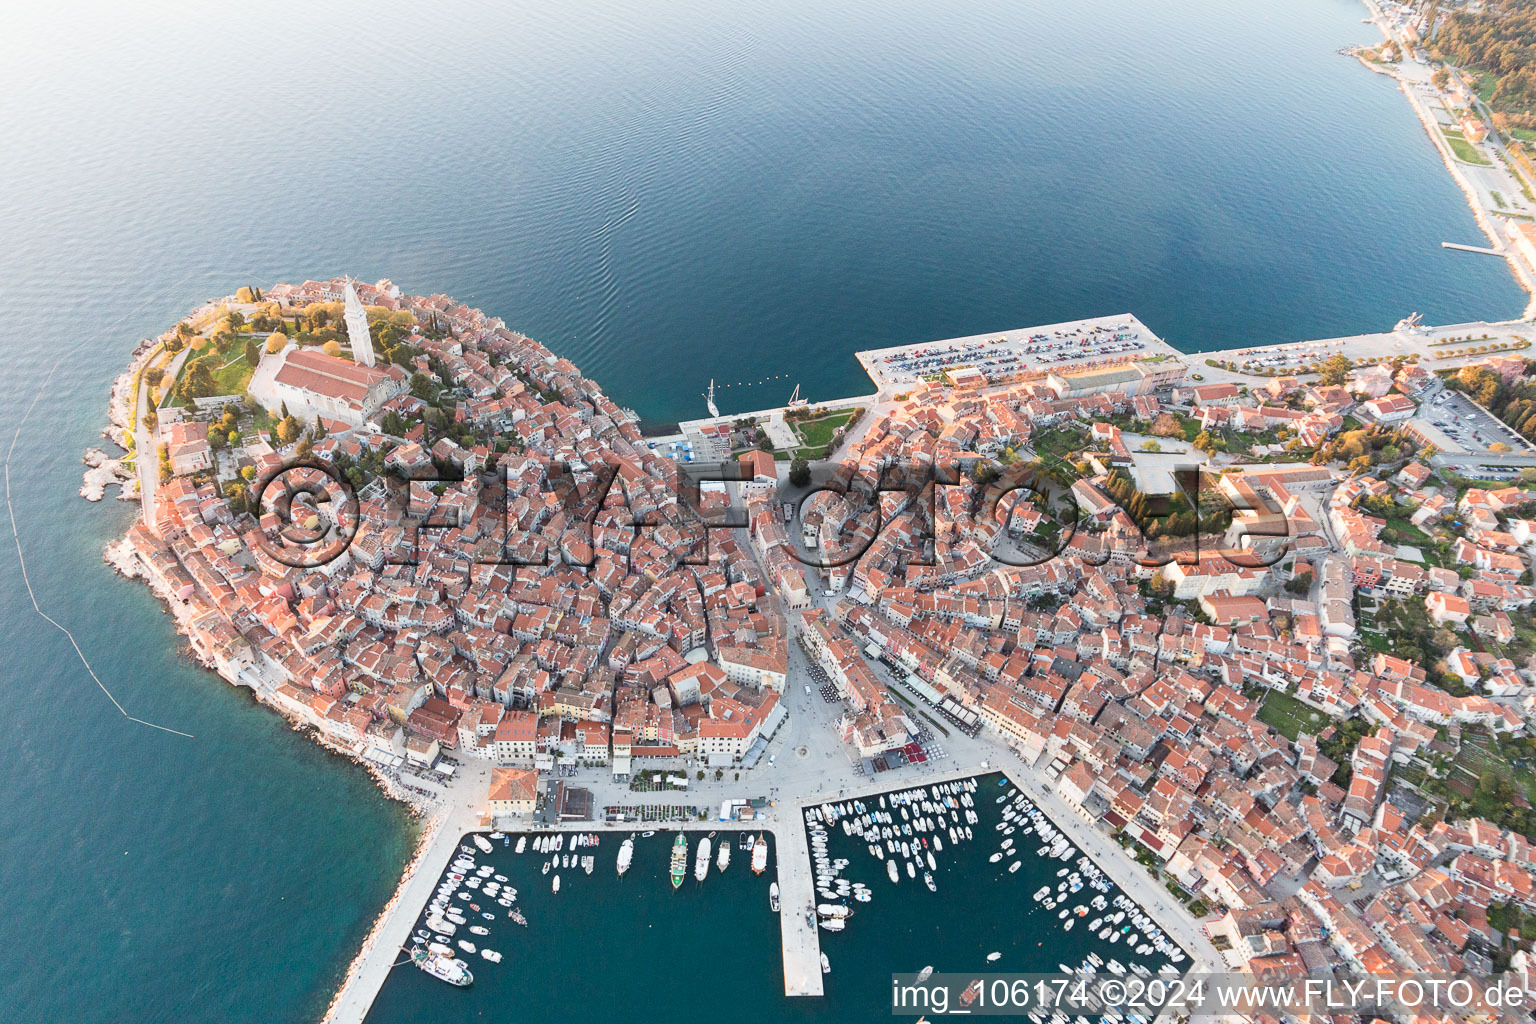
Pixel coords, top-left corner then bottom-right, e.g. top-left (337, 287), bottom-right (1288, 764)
top-left (617, 837), bottom-right (634, 876)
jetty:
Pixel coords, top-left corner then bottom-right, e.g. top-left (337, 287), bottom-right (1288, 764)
top-left (322, 764), bottom-right (494, 1024)
top-left (774, 815), bottom-right (824, 996)
top-left (1442, 240), bottom-right (1505, 256)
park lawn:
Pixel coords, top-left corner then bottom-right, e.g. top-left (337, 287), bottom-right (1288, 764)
top-left (1258, 689), bottom-right (1328, 741)
top-left (793, 410), bottom-right (855, 450)
top-left (208, 353), bottom-right (256, 397)
top-left (1442, 129), bottom-right (1492, 165)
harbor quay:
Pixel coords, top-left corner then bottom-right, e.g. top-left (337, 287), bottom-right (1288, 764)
top-left (665, 312), bottom-right (1536, 471)
top-left (324, 742), bottom-right (1225, 1023)
top-left (854, 314), bottom-right (1176, 393)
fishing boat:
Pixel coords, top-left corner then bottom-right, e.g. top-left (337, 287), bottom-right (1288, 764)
top-left (411, 946), bottom-right (472, 987)
top-left (473, 835), bottom-right (494, 854)
top-left (480, 949), bottom-right (502, 962)
top-left (514, 836), bottom-right (526, 854)
top-left (887, 859), bottom-right (900, 883)
top-left (821, 953), bottom-right (831, 974)
top-left (987, 952), bottom-right (1002, 962)
top-left (670, 832), bottom-right (688, 889)
top-left (617, 837), bottom-right (634, 877)
top-left (551, 874), bottom-right (560, 894)
top-left (751, 834), bottom-right (768, 874)
top-left (769, 881), bottom-right (780, 912)
top-left (469, 925), bottom-right (489, 936)
top-left (457, 939), bottom-right (477, 954)
top-left (695, 837), bottom-right (712, 882)
top-left (923, 872), bottom-right (936, 892)
top-left (582, 855), bottom-right (594, 875)
top-left (717, 840), bottom-right (731, 874)
top-left (961, 980), bottom-right (983, 1007)
top-left (917, 966), bottom-right (934, 983)
top-left (819, 917), bottom-right (845, 932)
top-left (509, 909), bottom-right (527, 927)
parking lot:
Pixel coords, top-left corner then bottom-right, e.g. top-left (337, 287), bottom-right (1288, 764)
top-left (856, 314), bottom-right (1176, 390)
top-left (1421, 386), bottom-right (1535, 455)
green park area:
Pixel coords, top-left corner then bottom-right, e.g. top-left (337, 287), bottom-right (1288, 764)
top-left (787, 408), bottom-right (859, 458)
top-left (1441, 127), bottom-right (1492, 164)
top-left (1257, 689), bottom-right (1328, 741)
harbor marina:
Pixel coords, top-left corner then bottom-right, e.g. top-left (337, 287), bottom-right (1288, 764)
top-left (371, 771), bottom-right (1188, 1022)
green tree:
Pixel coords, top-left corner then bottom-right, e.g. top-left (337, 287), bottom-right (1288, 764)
top-left (244, 339), bottom-right (261, 367)
top-left (1319, 354), bottom-right (1353, 386)
top-left (409, 372), bottom-right (440, 403)
top-left (176, 359), bottom-right (217, 402)
top-left (275, 415), bottom-right (302, 445)
top-left (788, 457), bottom-right (811, 488)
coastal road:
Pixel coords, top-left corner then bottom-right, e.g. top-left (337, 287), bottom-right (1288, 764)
top-left (134, 345), bottom-right (189, 532)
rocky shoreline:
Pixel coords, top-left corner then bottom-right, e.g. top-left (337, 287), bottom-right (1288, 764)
top-left (100, 536), bottom-right (437, 813)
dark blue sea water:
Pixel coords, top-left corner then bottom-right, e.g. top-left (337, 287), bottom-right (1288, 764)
top-left (0, 0), bottom-right (1524, 1021)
